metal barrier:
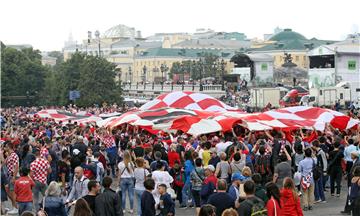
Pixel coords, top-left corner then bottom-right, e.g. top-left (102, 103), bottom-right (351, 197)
top-left (122, 83), bottom-right (224, 92)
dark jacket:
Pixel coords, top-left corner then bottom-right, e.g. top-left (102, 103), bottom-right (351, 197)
top-left (43, 196), bottom-right (67, 216)
top-left (95, 188), bottom-right (123, 216)
top-left (159, 193), bottom-right (175, 216)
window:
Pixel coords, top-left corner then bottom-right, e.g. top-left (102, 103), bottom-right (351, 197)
top-left (340, 93), bottom-right (344, 99)
top-left (320, 90), bottom-right (323, 95)
top-left (295, 56), bottom-right (299, 61)
top-left (348, 60), bottom-right (356, 70)
top-left (261, 63), bottom-right (268, 71)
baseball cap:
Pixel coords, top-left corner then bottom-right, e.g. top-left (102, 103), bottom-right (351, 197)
top-left (231, 172), bottom-right (242, 181)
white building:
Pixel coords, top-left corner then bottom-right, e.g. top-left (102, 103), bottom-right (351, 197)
top-left (230, 53), bottom-right (274, 86)
top-left (308, 35), bottom-right (360, 100)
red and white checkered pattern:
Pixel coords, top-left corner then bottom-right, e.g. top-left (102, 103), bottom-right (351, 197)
top-left (101, 134), bottom-right (115, 148)
top-left (36, 110), bottom-right (101, 125)
top-left (30, 158), bottom-right (50, 184)
top-left (5, 152), bottom-right (19, 177)
top-left (106, 106), bottom-right (359, 136)
top-left (140, 91), bottom-right (238, 112)
top-left (36, 109), bottom-right (73, 122)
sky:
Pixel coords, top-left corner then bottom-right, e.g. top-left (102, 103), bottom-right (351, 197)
top-left (1, 0), bottom-right (359, 51)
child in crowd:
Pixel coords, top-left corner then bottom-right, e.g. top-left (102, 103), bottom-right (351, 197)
top-left (141, 178), bottom-right (156, 216)
top-left (157, 184), bottom-right (175, 216)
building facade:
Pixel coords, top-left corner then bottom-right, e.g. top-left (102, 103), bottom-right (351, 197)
top-left (250, 29), bottom-right (335, 69)
top-left (308, 35), bottom-right (360, 100)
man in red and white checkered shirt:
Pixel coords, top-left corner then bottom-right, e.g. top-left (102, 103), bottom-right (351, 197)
top-left (30, 148), bottom-right (51, 212)
top-left (4, 142), bottom-right (19, 213)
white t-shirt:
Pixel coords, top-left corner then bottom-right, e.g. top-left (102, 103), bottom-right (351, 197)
top-left (151, 170), bottom-right (173, 188)
top-left (118, 161), bottom-right (135, 178)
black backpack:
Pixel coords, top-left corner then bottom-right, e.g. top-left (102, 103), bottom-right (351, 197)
top-left (312, 158), bottom-right (322, 181)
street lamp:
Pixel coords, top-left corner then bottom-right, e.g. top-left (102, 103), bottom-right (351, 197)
top-left (160, 64), bottom-right (168, 90)
top-left (143, 65), bottom-right (147, 89)
top-left (199, 59), bottom-right (204, 91)
top-left (191, 60), bottom-right (196, 91)
top-left (180, 63), bottom-right (185, 90)
top-left (128, 66), bottom-right (132, 89)
top-left (220, 59), bottom-right (226, 90)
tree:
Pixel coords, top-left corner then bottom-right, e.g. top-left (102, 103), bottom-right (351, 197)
top-left (41, 52), bottom-right (122, 107)
top-left (1, 46), bottom-right (48, 106)
top-left (77, 55), bottom-right (121, 106)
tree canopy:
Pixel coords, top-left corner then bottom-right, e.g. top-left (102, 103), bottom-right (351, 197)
top-left (1, 46), bottom-right (48, 106)
top-left (1, 46), bottom-right (122, 107)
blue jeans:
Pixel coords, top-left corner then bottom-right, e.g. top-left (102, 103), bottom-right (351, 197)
top-left (120, 178), bottom-right (134, 210)
top-left (181, 181), bottom-right (193, 206)
top-left (135, 189), bottom-right (144, 216)
top-left (314, 175), bottom-right (325, 201)
top-left (32, 181), bottom-right (47, 212)
top-left (18, 202), bottom-right (33, 215)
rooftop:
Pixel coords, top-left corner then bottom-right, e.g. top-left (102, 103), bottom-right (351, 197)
top-left (269, 28), bottom-right (307, 41)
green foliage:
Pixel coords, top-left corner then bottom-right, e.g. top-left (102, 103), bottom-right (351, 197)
top-left (1, 46), bottom-right (48, 106)
top-left (40, 52), bottom-right (122, 107)
top-left (169, 52), bottom-right (221, 80)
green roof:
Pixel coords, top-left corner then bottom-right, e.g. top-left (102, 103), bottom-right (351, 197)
top-left (138, 48), bottom-right (235, 58)
top-left (252, 38), bottom-right (336, 52)
top-left (269, 29), bottom-right (307, 41)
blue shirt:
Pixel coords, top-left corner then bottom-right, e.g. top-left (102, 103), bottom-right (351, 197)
top-left (184, 160), bottom-right (194, 183)
top-left (298, 157), bottom-right (316, 184)
top-left (344, 145), bottom-right (359, 162)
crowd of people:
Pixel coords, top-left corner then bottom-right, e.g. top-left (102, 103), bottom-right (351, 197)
top-left (1, 106), bottom-right (360, 216)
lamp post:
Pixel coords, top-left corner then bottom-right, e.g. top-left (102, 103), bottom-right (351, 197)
top-left (180, 63), bottom-right (185, 90)
top-left (117, 68), bottom-right (122, 85)
top-left (143, 65), bottom-right (147, 89)
top-left (160, 64), bottom-right (168, 90)
top-left (220, 59), bottom-right (226, 90)
top-left (128, 66), bottom-right (132, 89)
top-left (95, 30), bottom-right (101, 57)
top-left (191, 60), bottom-right (196, 91)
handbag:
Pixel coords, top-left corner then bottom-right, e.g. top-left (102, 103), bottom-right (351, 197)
top-left (167, 187), bottom-right (177, 199)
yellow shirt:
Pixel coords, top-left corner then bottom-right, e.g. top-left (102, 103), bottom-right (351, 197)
top-left (202, 150), bottom-right (211, 166)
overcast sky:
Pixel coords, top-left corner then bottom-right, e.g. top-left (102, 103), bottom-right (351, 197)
top-left (1, 0), bottom-right (359, 51)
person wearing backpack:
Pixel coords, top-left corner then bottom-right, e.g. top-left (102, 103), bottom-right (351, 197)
top-left (191, 158), bottom-right (205, 215)
top-left (93, 152), bottom-right (105, 183)
top-left (254, 146), bottom-right (272, 185)
top-left (312, 140), bottom-right (327, 203)
top-left (236, 180), bottom-right (266, 216)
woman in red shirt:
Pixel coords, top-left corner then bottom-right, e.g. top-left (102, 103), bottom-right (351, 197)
top-left (280, 177), bottom-right (303, 216)
top-left (167, 144), bottom-right (180, 168)
top-left (266, 182), bottom-right (282, 216)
